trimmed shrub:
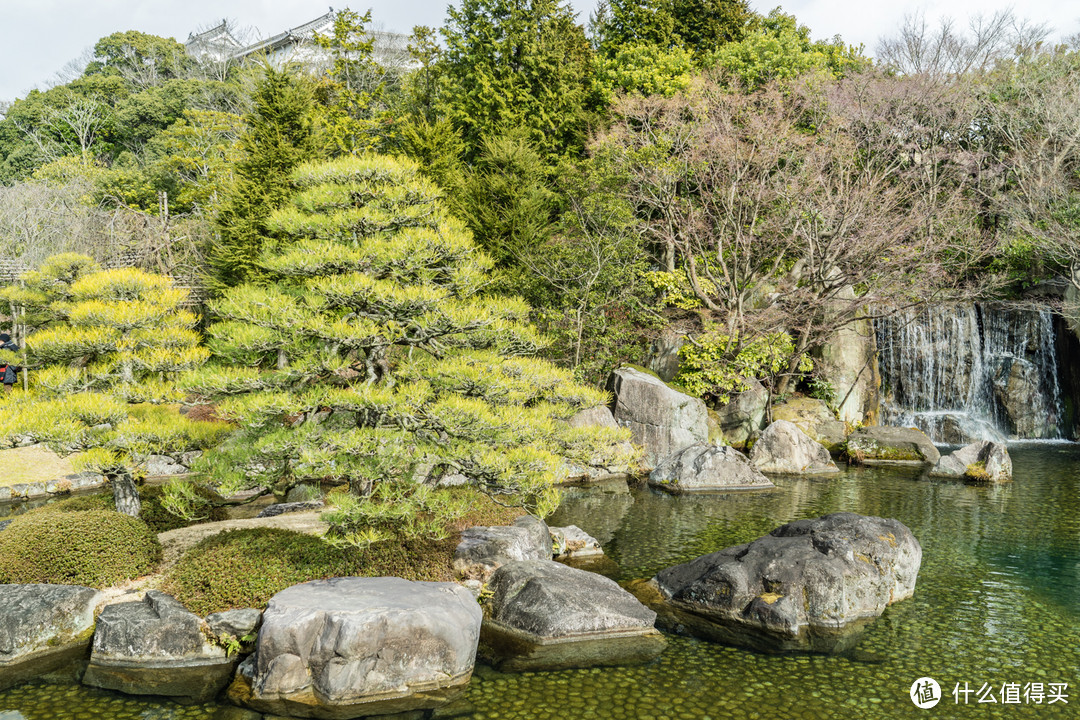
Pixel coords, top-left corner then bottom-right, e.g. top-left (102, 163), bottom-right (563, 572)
top-left (29, 484), bottom-right (228, 533)
top-left (163, 489), bottom-right (527, 615)
top-left (0, 510), bottom-right (161, 587)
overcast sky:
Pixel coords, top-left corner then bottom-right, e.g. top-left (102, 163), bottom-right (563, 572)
top-left (1, 1), bottom-right (1077, 103)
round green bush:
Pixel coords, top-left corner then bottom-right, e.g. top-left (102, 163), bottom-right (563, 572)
top-left (32, 484), bottom-right (228, 533)
top-left (0, 510), bottom-right (161, 587)
top-left (162, 528), bottom-right (457, 615)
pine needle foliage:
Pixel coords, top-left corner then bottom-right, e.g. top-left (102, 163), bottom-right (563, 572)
top-left (181, 154), bottom-right (634, 545)
top-left (0, 260), bottom-right (222, 516)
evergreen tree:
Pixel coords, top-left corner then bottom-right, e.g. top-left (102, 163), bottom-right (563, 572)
top-left (0, 260), bottom-right (221, 517)
top-left (457, 130), bottom-right (556, 268)
top-left (179, 155), bottom-right (632, 545)
top-left (206, 66), bottom-right (317, 290)
top-left (440, 0), bottom-right (596, 164)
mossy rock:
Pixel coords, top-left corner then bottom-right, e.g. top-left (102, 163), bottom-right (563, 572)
top-left (0, 510), bottom-right (161, 587)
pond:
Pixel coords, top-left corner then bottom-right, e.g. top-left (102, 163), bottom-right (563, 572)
top-left (3, 444), bottom-right (1078, 719)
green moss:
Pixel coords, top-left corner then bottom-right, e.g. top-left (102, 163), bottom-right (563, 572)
top-left (0, 510), bottom-right (161, 587)
top-left (162, 489), bottom-right (525, 615)
top-left (29, 484), bottom-right (228, 533)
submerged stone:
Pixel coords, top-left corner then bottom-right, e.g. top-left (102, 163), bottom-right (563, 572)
top-left (480, 560), bottom-right (665, 671)
top-left (635, 512), bottom-right (922, 654)
top-left (0, 584), bottom-right (101, 691)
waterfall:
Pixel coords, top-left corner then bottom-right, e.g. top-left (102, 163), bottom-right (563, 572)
top-left (875, 304), bottom-right (1065, 443)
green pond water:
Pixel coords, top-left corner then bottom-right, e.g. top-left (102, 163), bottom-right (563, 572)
top-left (3, 444), bottom-right (1078, 719)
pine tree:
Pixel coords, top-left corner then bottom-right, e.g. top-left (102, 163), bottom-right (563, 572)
top-left (0, 260), bottom-right (221, 516)
top-left (180, 155), bottom-right (633, 545)
top-left (206, 66), bottom-right (317, 290)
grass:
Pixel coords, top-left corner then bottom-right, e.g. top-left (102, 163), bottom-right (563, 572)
top-left (0, 445), bottom-right (76, 488)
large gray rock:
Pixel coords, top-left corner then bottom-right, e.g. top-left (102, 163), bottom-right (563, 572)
top-left (993, 356), bottom-right (1054, 438)
top-left (710, 379), bottom-right (769, 449)
top-left (453, 515), bottom-right (553, 581)
top-left (817, 297), bottom-right (881, 425)
top-left (479, 560), bottom-right (665, 671)
top-left (0, 584), bottom-right (102, 691)
top-left (257, 500), bottom-right (325, 518)
top-left (228, 577), bottom-right (482, 719)
top-left (606, 367), bottom-right (708, 469)
top-left (645, 327), bottom-right (685, 382)
top-left (635, 513), bottom-right (921, 653)
top-left (930, 441), bottom-right (1012, 482)
top-left (648, 444), bottom-right (774, 494)
top-left (750, 421), bottom-right (839, 475)
top-left (846, 426), bottom-right (940, 466)
top-left (771, 397), bottom-right (848, 454)
top-left (83, 590), bottom-right (237, 702)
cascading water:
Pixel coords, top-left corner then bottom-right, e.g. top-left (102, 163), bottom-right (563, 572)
top-left (875, 304), bottom-right (1065, 443)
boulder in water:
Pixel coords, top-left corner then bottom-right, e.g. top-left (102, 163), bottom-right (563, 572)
top-left (479, 560), bottom-right (665, 671)
top-left (0, 584), bottom-right (101, 691)
top-left (633, 513), bottom-right (922, 654)
top-left (845, 426), bottom-right (940, 466)
top-left (83, 590), bottom-right (238, 702)
top-left (227, 577), bottom-right (481, 718)
top-left (648, 444), bottom-right (774, 493)
top-left (771, 397), bottom-right (848, 454)
top-left (930, 441), bottom-right (1012, 482)
top-left (749, 421), bottom-right (839, 475)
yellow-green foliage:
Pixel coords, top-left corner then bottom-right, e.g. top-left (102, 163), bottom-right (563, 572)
top-left (596, 43), bottom-right (696, 103)
top-left (181, 154), bottom-right (631, 543)
top-left (1, 261), bottom-right (218, 481)
top-left (25, 483), bottom-right (228, 533)
top-left (0, 510), bottom-right (160, 587)
top-left (965, 462), bottom-right (992, 482)
top-left (676, 330), bottom-right (813, 403)
top-left (643, 269), bottom-right (718, 310)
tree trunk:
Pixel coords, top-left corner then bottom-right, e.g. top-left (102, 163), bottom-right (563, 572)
top-left (110, 469), bottom-right (141, 517)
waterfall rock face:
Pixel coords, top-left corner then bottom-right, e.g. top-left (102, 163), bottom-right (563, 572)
top-left (993, 357), bottom-right (1055, 438)
top-left (635, 513), bottom-right (921, 654)
top-left (876, 304), bottom-right (1064, 441)
top-left (749, 421), bottom-right (839, 475)
top-left (606, 367), bottom-right (708, 469)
